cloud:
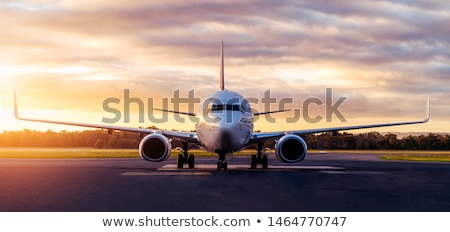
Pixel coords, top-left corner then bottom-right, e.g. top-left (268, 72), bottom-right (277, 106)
top-left (0, 0), bottom-right (449, 131)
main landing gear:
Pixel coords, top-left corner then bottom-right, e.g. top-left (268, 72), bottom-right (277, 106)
top-left (177, 142), bottom-right (195, 169)
top-left (250, 142), bottom-right (268, 169)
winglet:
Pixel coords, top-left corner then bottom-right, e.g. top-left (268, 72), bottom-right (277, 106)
top-left (13, 91), bottom-right (20, 119)
top-left (220, 41), bottom-right (224, 90)
top-left (424, 95), bottom-right (430, 122)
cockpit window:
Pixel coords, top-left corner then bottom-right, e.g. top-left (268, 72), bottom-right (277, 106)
top-left (240, 99), bottom-right (251, 113)
top-left (211, 104), bottom-right (241, 112)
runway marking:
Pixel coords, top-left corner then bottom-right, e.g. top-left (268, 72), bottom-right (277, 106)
top-left (158, 164), bottom-right (345, 170)
top-left (121, 171), bottom-right (211, 176)
top-left (320, 170), bottom-right (388, 175)
top-left (121, 165), bottom-right (345, 176)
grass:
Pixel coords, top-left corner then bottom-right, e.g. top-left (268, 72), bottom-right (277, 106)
top-left (379, 155), bottom-right (450, 162)
top-left (0, 148), bottom-right (258, 159)
top-left (0, 148), bottom-right (449, 162)
top-left (0, 148), bottom-right (140, 158)
top-left (308, 149), bottom-right (450, 155)
top-left (309, 149), bottom-right (450, 162)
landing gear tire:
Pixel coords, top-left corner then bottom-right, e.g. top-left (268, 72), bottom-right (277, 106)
top-left (250, 155), bottom-right (257, 169)
top-left (188, 154), bottom-right (195, 169)
top-left (177, 154), bottom-right (184, 169)
top-left (261, 154), bottom-right (268, 169)
top-left (217, 161), bottom-right (228, 171)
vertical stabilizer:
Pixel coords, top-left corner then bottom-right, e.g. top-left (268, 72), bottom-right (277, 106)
top-left (220, 41), bottom-right (224, 90)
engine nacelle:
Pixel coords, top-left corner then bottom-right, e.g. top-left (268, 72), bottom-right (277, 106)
top-left (139, 133), bottom-right (171, 162)
top-left (275, 134), bottom-right (307, 163)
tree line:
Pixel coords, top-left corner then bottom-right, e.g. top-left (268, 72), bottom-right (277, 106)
top-left (0, 129), bottom-right (449, 150)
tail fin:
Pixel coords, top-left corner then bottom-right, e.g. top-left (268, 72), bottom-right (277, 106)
top-left (220, 41), bottom-right (224, 90)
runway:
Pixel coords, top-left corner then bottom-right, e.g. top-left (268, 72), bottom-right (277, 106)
top-left (0, 152), bottom-right (449, 212)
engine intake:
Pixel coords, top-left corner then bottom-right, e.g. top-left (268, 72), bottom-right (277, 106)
top-left (275, 134), bottom-right (307, 163)
top-left (139, 133), bottom-right (171, 162)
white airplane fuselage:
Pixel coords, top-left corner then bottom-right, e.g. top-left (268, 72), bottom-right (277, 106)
top-left (195, 90), bottom-right (254, 154)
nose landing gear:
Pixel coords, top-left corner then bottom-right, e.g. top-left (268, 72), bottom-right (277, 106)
top-left (217, 151), bottom-right (228, 171)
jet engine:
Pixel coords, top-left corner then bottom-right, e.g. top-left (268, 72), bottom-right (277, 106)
top-left (139, 133), bottom-right (171, 162)
top-left (275, 134), bottom-right (307, 163)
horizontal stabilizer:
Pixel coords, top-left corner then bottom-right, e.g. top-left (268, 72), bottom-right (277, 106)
top-left (152, 108), bottom-right (196, 117)
top-left (254, 109), bottom-right (291, 116)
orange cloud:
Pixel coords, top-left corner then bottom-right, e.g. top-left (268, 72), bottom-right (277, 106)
top-left (0, 0), bottom-right (448, 132)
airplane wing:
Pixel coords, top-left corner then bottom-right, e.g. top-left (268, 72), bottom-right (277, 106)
top-left (13, 92), bottom-right (200, 144)
top-left (250, 96), bottom-right (430, 143)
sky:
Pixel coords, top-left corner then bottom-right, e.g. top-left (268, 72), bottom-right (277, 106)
top-left (0, 0), bottom-right (449, 133)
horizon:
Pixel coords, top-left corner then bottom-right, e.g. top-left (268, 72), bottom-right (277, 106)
top-left (2, 127), bottom-right (448, 137)
top-left (1, 128), bottom-right (449, 150)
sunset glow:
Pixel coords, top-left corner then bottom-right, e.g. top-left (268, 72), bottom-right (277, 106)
top-left (1, 0), bottom-right (449, 133)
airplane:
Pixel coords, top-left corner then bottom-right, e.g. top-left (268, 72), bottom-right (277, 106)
top-left (14, 41), bottom-right (430, 171)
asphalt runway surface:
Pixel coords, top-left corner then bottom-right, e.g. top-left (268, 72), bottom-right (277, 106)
top-left (0, 152), bottom-right (449, 212)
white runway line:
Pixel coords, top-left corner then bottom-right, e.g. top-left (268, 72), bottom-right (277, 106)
top-left (158, 164), bottom-right (345, 170)
top-left (320, 170), bottom-right (388, 175)
top-left (269, 165), bottom-right (345, 170)
top-left (121, 164), bottom-right (346, 176)
top-left (121, 171), bottom-right (211, 176)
